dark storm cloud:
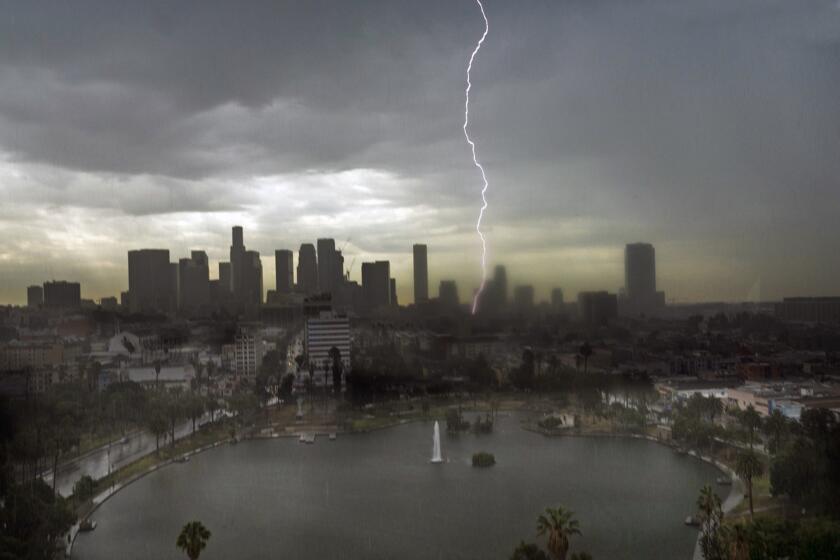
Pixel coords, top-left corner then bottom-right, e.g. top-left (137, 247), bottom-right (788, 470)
top-left (1, 0), bottom-right (840, 303)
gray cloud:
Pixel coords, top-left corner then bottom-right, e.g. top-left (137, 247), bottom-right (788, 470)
top-left (1, 0), bottom-right (839, 304)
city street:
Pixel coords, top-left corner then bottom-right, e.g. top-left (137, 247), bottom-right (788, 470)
top-left (44, 413), bottom-right (211, 497)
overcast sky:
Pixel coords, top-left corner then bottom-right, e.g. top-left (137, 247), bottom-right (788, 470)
top-left (1, 0), bottom-right (839, 305)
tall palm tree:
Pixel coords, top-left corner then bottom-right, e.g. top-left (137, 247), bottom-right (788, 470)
top-left (176, 521), bottom-right (211, 560)
top-left (578, 342), bottom-right (593, 374)
top-left (536, 507), bottom-right (581, 560)
top-left (735, 450), bottom-right (764, 517)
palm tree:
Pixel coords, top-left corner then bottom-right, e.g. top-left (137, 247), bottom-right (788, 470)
top-left (578, 342), bottom-right (593, 374)
top-left (176, 521), bottom-right (211, 560)
top-left (536, 507), bottom-right (581, 560)
top-left (735, 450), bottom-right (764, 518)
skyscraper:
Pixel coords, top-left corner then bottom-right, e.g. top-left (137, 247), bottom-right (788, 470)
top-left (27, 285), bottom-right (43, 307)
top-left (219, 262), bottom-right (232, 294)
top-left (241, 250), bottom-right (263, 305)
top-left (361, 260), bottom-right (390, 309)
top-left (624, 242), bottom-right (664, 313)
top-left (317, 238), bottom-right (341, 295)
top-left (275, 249), bottom-right (294, 294)
top-left (625, 243), bottom-right (656, 301)
top-left (178, 250), bottom-right (210, 312)
top-left (390, 278), bottom-right (398, 307)
top-left (413, 244), bottom-right (428, 304)
top-left (128, 249), bottom-right (173, 313)
top-left (230, 226), bottom-right (245, 301)
top-left (297, 243), bottom-right (318, 294)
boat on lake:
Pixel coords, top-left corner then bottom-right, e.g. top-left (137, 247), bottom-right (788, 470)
top-left (79, 519), bottom-right (97, 532)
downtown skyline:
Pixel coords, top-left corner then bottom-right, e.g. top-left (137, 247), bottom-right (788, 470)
top-left (2, 0), bottom-right (840, 305)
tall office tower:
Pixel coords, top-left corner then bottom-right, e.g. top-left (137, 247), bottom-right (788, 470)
top-left (439, 280), bottom-right (459, 307)
top-left (413, 244), bottom-right (429, 303)
top-left (361, 260), bottom-right (391, 309)
top-left (317, 238), bottom-right (340, 295)
top-left (178, 250), bottom-right (210, 312)
top-left (128, 249), bottom-right (173, 313)
top-left (27, 285), bottom-right (43, 307)
top-left (240, 250), bottom-right (263, 305)
top-left (625, 243), bottom-right (656, 301)
top-left (551, 288), bottom-right (564, 310)
top-left (218, 262), bottom-right (232, 294)
top-left (514, 285), bottom-right (535, 310)
top-left (43, 281), bottom-right (81, 308)
top-left (230, 226), bottom-right (246, 300)
top-left (390, 278), bottom-right (398, 307)
top-left (493, 265), bottom-right (508, 305)
top-left (275, 250), bottom-right (294, 294)
top-left (297, 243), bottom-right (318, 294)
top-left (336, 251), bottom-right (345, 281)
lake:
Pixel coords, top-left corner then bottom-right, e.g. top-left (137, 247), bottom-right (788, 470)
top-left (74, 414), bottom-right (718, 559)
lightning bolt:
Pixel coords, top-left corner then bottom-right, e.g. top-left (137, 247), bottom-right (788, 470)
top-left (464, 0), bottom-right (489, 315)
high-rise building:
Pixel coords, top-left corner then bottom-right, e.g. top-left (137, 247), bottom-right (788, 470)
top-left (297, 244), bottom-right (318, 294)
top-left (551, 288), bottom-right (564, 310)
top-left (304, 312), bottom-right (351, 387)
top-left (439, 280), bottom-right (459, 308)
top-left (275, 250), bottom-right (294, 294)
top-left (361, 260), bottom-right (391, 309)
top-left (317, 238), bottom-right (342, 295)
top-left (390, 278), bottom-right (398, 307)
top-left (413, 244), bottom-right (428, 303)
top-left (178, 251), bottom-right (210, 312)
top-left (230, 226), bottom-right (246, 301)
top-left (623, 242), bottom-right (665, 314)
top-left (218, 262), bottom-right (232, 294)
top-left (27, 285), bottom-right (43, 307)
top-left (128, 249), bottom-right (173, 313)
top-left (241, 250), bottom-right (263, 305)
top-left (578, 291), bottom-right (618, 325)
top-left (514, 285), bottom-right (535, 310)
top-left (625, 243), bottom-right (656, 301)
top-left (479, 265), bottom-right (508, 314)
top-left (43, 281), bottom-right (81, 308)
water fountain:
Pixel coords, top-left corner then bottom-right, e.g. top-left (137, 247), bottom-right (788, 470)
top-left (430, 421), bottom-right (443, 463)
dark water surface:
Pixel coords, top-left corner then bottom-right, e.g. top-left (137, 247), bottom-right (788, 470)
top-left (74, 415), bottom-right (716, 560)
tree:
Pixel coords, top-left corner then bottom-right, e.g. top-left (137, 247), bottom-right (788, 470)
top-left (510, 541), bottom-right (549, 560)
top-left (176, 521), bottom-right (212, 560)
top-left (763, 409), bottom-right (788, 455)
top-left (536, 507), bottom-right (581, 560)
top-left (738, 405), bottom-right (762, 447)
top-left (512, 349), bottom-right (536, 390)
top-left (154, 360), bottom-right (162, 390)
top-left (578, 342), bottom-right (593, 374)
top-left (697, 485), bottom-right (726, 560)
top-left (726, 522), bottom-right (750, 560)
top-left (73, 475), bottom-right (97, 501)
top-left (735, 450), bottom-right (764, 518)
top-left (329, 346), bottom-right (344, 394)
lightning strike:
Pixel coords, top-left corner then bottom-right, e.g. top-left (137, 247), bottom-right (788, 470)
top-left (464, 0), bottom-right (489, 315)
